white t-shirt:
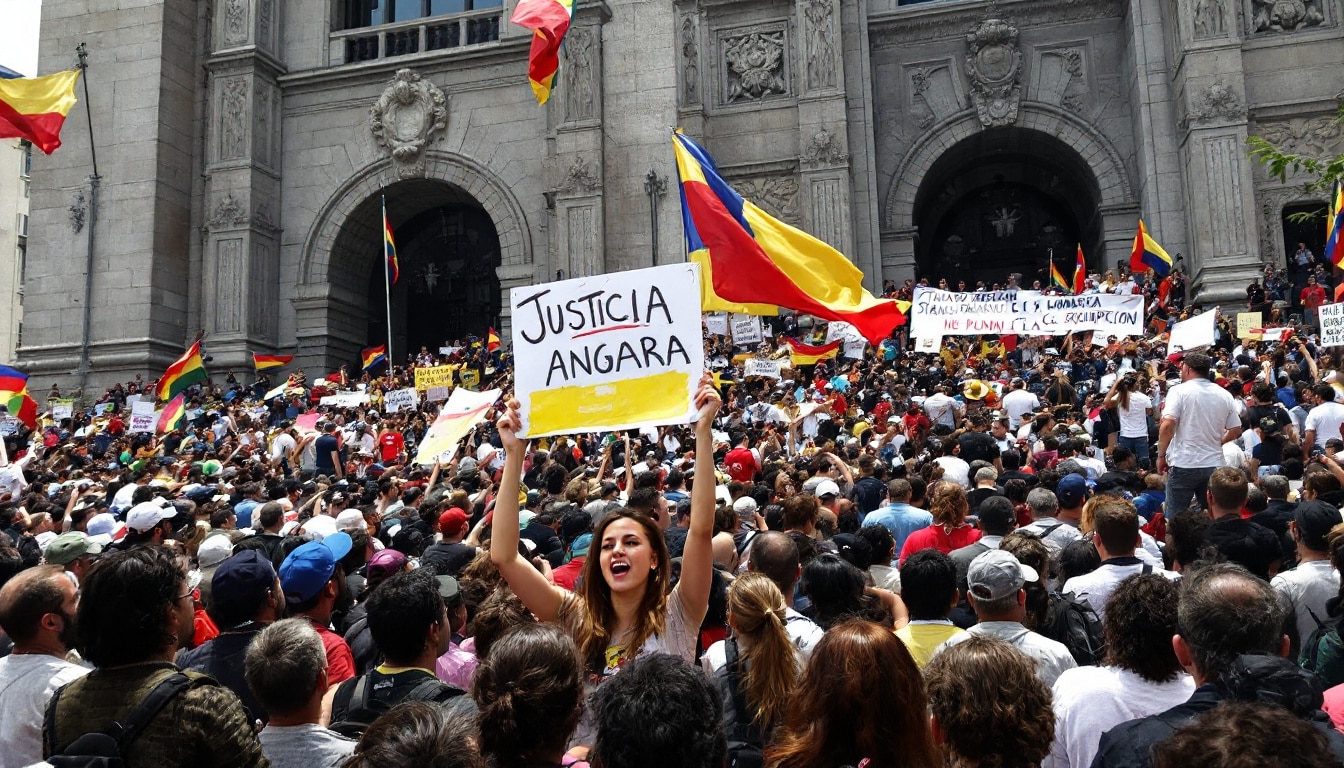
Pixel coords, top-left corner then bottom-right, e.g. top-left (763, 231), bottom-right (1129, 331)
top-left (1305, 401), bottom-right (1344, 446)
top-left (1061, 560), bottom-right (1180, 624)
top-left (1116, 392), bottom-right (1152, 439)
top-left (1002, 389), bottom-right (1041, 430)
top-left (1045, 665), bottom-right (1196, 768)
top-left (1161, 378), bottom-right (1240, 468)
top-left (270, 432), bottom-right (296, 460)
top-left (937, 621), bottom-right (1077, 687)
top-left (0, 654), bottom-right (90, 768)
top-left (934, 456), bottom-right (971, 488)
top-left (1272, 559), bottom-right (1341, 649)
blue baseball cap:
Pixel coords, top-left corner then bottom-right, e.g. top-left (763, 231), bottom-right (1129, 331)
top-left (279, 531), bottom-right (353, 604)
top-left (1056, 473), bottom-right (1090, 508)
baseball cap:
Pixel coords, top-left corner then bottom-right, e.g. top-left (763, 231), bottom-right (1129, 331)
top-left (733, 496), bottom-right (759, 518)
top-left (815, 479), bottom-right (841, 499)
top-left (212, 551), bottom-right (278, 618)
top-left (85, 512), bottom-right (124, 542)
top-left (569, 532), bottom-right (592, 559)
top-left (302, 514), bottom-right (338, 541)
top-left (438, 507), bottom-right (470, 537)
top-left (1295, 500), bottom-right (1343, 550)
top-left (43, 532), bottom-right (103, 565)
top-left (126, 500), bottom-right (176, 533)
top-left (335, 509), bottom-right (367, 532)
top-left (967, 550), bottom-right (1040, 601)
top-left (1056, 474), bottom-right (1089, 508)
top-left (436, 575), bottom-right (460, 602)
top-left (279, 531), bottom-right (353, 604)
top-left (457, 456), bottom-right (478, 475)
top-left (366, 549), bottom-right (408, 587)
top-left (197, 534), bottom-right (234, 569)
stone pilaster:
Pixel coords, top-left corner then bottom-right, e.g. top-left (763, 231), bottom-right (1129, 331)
top-left (796, 0), bottom-right (854, 259)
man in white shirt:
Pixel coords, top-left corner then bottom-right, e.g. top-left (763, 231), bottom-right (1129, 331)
top-left (1016, 486), bottom-right (1084, 559)
top-left (0, 565), bottom-right (90, 768)
top-left (1271, 500), bottom-right (1343, 647)
top-left (1045, 573), bottom-right (1195, 768)
top-left (922, 384), bottom-right (964, 430)
top-left (937, 549), bottom-right (1077, 686)
top-left (1061, 497), bottom-right (1179, 623)
top-left (1157, 352), bottom-right (1242, 514)
top-left (1303, 382), bottom-right (1344, 455)
top-left (1000, 378), bottom-right (1040, 431)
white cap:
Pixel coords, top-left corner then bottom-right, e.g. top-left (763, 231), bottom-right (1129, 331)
top-left (302, 514), bottom-right (338, 541)
top-left (125, 500), bottom-right (176, 533)
top-left (815, 479), bottom-right (841, 499)
top-left (732, 496), bottom-right (759, 518)
top-left (335, 509), bottom-right (367, 532)
top-left (197, 534), bottom-right (234, 568)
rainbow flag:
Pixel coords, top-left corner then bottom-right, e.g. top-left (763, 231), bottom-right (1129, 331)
top-left (1129, 219), bottom-right (1173, 277)
top-left (156, 341), bottom-right (208, 402)
top-left (1326, 180), bottom-right (1344, 269)
top-left (1073, 245), bottom-right (1086, 295)
top-left (382, 197), bottom-right (399, 286)
top-left (0, 70), bottom-right (80, 155)
top-left (362, 345), bottom-right (387, 371)
top-left (0, 365), bottom-right (37, 428)
top-left (156, 394), bottom-right (186, 433)
top-left (1050, 260), bottom-right (1069, 291)
top-left (674, 130), bottom-right (903, 344)
top-left (510, 0), bottom-right (574, 105)
top-left (783, 337), bottom-right (841, 366)
top-left (487, 327), bottom-right (501, 353)
top-left (253, 354), bottom-right (293, 371)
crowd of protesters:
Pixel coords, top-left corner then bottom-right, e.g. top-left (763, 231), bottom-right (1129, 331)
top-left (6, 259), bottom-right (1344, 768)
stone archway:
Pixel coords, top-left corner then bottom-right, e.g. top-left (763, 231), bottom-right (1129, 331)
top-left (295, 151), bottom-right (533, 370)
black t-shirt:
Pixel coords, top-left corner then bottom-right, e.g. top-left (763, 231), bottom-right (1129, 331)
top-left (958, 430), bottom-right (1000, 465)
top-left (315, 433), bottom-right (341, 474)
top-left (1208, 516), bottom-right (1283, 580)
top-left (419, 541), bottom-right (479, 577)
top-left (331, 668), bottom-right (473, 725)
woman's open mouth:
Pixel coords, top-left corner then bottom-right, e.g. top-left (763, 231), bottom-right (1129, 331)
top-left (610, 561), bottom-right (631, 576)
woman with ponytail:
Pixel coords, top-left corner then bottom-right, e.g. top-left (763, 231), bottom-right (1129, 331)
top-left (702, 572), bottom-right (802, 746)
top-left (472, 623), bottom-right (588, 768)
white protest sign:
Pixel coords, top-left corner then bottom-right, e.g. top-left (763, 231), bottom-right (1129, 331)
top-left (125, 394), bottom-right (142, 410)
top-left (318, 392), bottom-right (370, 408)
top-left (383, 388), bottom-right (418, 413)
top-left (511, 263), bottom-right (706, 437)
top-left (908, 287), bottom-right (1143, 338)
top-left (129, 411), bottom-right (158, 433)
top-left (1167, 310), bottom-right (1218, 354)
top-left (131, 400), bottom-right (156, 417)
top-left (744, 359), bottom-right (783, 379)
top-left (730, 314), bottom-right (764, 346)
top-left (414, 387), bottom-right (501, 466)
top-left (0, 417), bottom-right (17, 435)
top-left (704, 313), bottom-right (729, 336)
top-left (52, 402), bottom-right (73, 421)
top-left (425, 386), bottom-right (450, 403)
top-left (1319, 303), bottom-right (1344, 347)
top-left (915, 335), bottom-right (941, 353)
top-left (824, 321), bottom-right (868, 359)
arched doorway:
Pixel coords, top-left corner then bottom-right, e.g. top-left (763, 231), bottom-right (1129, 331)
top-left (331, 178), bottom-right (501, 368)
top-left (912, 127), bottom-right (1104, 289)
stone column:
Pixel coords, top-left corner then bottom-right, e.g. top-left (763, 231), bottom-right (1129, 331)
top-left (796, 0), bottom-right (855, 260)
top-left (202, 0), bottom-right (284, 367)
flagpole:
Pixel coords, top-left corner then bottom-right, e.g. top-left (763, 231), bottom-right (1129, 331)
top-left (75, 43), bottom-right (101, 405)
top-left (382, 194), bottom-right (395, 375)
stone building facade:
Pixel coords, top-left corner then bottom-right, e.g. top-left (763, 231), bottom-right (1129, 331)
top-left (21, 0), bottom-right (1344, 393)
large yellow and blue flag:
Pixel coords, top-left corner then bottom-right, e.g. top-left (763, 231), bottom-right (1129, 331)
top-left (1129, 219), bottom-right (1173, 277)
top-left (673, 129), bottom-right (903, 344)
top-left (382, 196), bottom-right (399, 286)
top-left (1326, 180), bottom-right (1343, 269)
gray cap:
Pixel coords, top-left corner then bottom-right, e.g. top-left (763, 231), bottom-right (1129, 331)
top-left (967, 549), bottom-right (1039, 601)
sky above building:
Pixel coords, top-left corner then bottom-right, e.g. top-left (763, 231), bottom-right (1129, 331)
top-left (0, 0), bottom-right (41, 77)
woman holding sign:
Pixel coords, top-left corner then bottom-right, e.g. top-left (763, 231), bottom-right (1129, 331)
top-left (491, 375), bottom-right (722, 748)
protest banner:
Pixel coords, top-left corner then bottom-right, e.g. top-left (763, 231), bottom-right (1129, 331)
top-left (704, 313), bottom-right (729, 336)
top-left (414, 365), bottom-right (457, 392)
top-left (1235, 312), bottom-right (1262, 340)
top-left (1167, 310), bottom-right (1218, 354)
top-left (730, 314), bottom-right (764, 346)
top-left (915, 335), bottom-right (941, 353)
top-left (129, 400), bottom-right (157, 433)
top-left (52, 400), bottom-right (74, 421)
top-left (744, 359), bottom-right (783, 379)
top-left (1319, 303), bottom-right (1344, 347)
top-left (439, 346), bottom-right (463, 357)
top-left (510, 263), bottom-right (705, 437)
top-left (425, 386), bottom-right (450, 403)
top-left (384, 388), bottom-right (418, 413)
top-left (414, 387), bottom-right (502, 465)
top-left (908, 287), bottom-right (1143, 338)
top-left (318, 392), bottom-right (369, 408)
top-left (824, 321), bottom-right (868, 359)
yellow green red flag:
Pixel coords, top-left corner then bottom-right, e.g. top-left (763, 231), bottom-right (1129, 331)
top-left (510, 0), bottom-right (574, 105)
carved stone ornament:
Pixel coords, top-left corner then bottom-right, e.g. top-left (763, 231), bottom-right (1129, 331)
top-left (801, 128), bottom-right (848, 169)
top-left (223, 0), bottom-right (248, 46)
top-left (724, 31), bottom-right (787, 103)
top-left (556, 156), bottom-right (600, 196)
top-left (734, 174), bottom-right (800, 225)
top-left (1192, 0), bottom-right (1227, 38)
top-left (370, 69), bottom-right (448, 179)
top-left (208, 192), bottom-right (249, 230)
top-left (1178, 81), bottom-right (1245, 131)
top-left (803, 0), bottom-right (837, 91)
top-left (680, 15), bottom-right (700, 105)
top-left (68, 189), bottom-right (86, 234)
top-left (1252, 0), bottom-right (1325, 33)
top-left (1257, 116), bottom-right (1344, 160)
top-left (964, 19), bottom-right (1023, 128)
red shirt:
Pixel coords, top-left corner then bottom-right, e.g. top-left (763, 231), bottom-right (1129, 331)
top-left (311, 620), bottom-right (356, 685)
top-left (724, 446), bottom-right (758, 483)
top-left (898, 524), bottom-right (982, 566)
top-left (379, 431), bottom-right (404, 462)
top-left (1302, 284), bottom-right (1327, 310)
top-left (872, 401), bottom-right (892, 432)
top-left (553, 556), bottom-right (585, 591)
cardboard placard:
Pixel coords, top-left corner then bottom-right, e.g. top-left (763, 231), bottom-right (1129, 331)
top-left (1236, 312), bottom-right (1262, 340)
top-left (383, 388), bottom-right (418, 413)
top-left (744, 359), bottom-right (783, 379)
top-left (414, 365), bottom-right (457, 392)
top-left (704, 313), bottom-right (729, 337)
top-left (1319, 303), bottom-right (1344, 347)
top-left (730, 314), bottom-right (764, 346)
top-left (1167, 310), bottom-right (1218, 354)
top-left (413, 388), bottom-right (501, 466)
top-left (425, 386), bottom-right (451, 403)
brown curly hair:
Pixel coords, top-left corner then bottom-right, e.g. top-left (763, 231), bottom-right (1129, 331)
top-left (927, 482), bottom-right (969, 528)
top-left (1103, 574), bottom-right (1183, 683)
top-left (924, 635), bottom-right (1055, 768)
top-left (1153, 701), bottom-right (1336, 768)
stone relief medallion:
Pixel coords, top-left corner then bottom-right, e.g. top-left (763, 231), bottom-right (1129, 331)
top-left (1252, 0), bottom-right (1325, 32)
top-left (964, 19), bottom-right (1023, 128)
top-left (369, 69), bottom-right (448, 179)
top-left (724, 31), bottom-right (787, 103)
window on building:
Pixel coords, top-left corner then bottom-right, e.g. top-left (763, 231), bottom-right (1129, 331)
top-left (344, 0), bottom-right (501, 30)
top-left (20, 140), bottom-right (32, 179)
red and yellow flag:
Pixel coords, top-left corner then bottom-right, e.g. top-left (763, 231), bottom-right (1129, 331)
top-left (487, 327), bottom-right (501, 353)
top-left (1049, 261), bottom-right (1069, 291)
top-left (511, 0), bottom-right (574, 105)
top-left (156, 341), bottom-right (208, 402)
top-left (783, 337), bottom-right (841, 366)
top-left (1073, 244), bottom-right (1086, 295)
top-left (253, 354), bottom-right (293, 371)
top-left (0, 364), bottom-right (37, 428)
top-left (1326, 180), bottom-right (1344, 269)
top-left (0, 70), bottom-right (80, 155)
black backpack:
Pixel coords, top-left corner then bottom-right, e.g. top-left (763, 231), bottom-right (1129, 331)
top-left (1300, 607), bottom-right (1343, 676)
top-left (723, 639), bottom-right (766, 768)
top-left (329, 674), bottom-right (466, 738)
top-left (44, 672), bottom-right (212, 768)
top-left (1043, 591), bottom-right (1107, 666)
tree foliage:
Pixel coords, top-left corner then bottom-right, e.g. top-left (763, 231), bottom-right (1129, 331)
top-left (1247, 103), bottom-right (1344, 223)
